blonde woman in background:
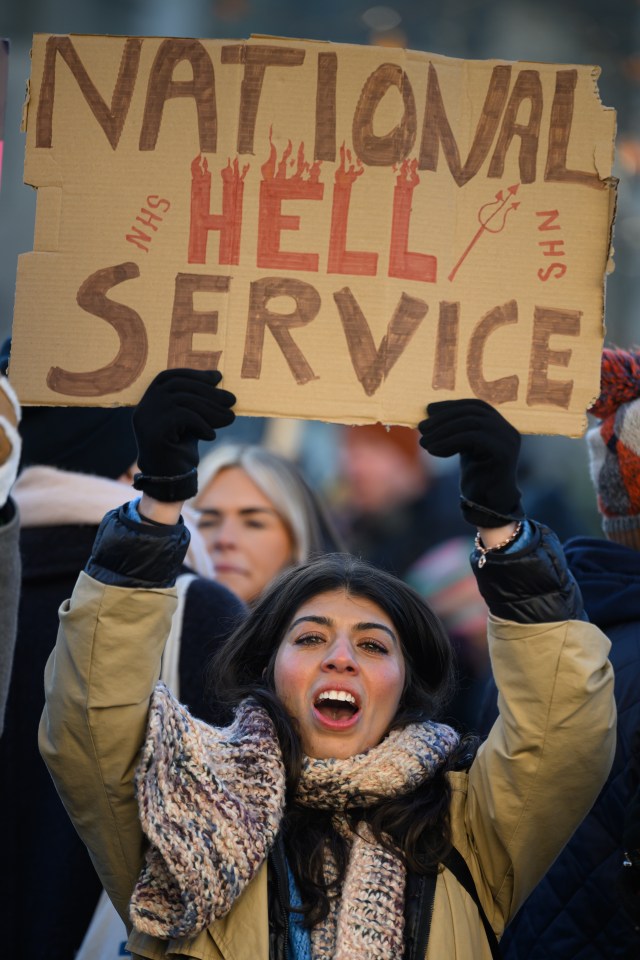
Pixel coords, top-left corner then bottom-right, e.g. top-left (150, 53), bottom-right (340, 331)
top-left (193, 444), bottom-right (343, 605)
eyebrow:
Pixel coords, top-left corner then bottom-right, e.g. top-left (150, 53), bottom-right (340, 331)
top-left (288, 615), bottom-right (398, 644)
top-left (197, 507), bottom-right (279, 518)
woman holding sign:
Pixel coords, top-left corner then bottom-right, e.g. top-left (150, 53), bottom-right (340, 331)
top-left (38, 369), bottom-right (615, 960)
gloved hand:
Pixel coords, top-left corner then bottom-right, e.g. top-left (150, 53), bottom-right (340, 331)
top-left (418, 399), bottom-right (523, 527)
top-left (132, 368), bottom-right (236, 502)
top-left (0, 374), bottom-right (22, 511)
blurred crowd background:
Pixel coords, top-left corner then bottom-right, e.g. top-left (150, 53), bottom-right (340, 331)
top-left (0, 0), bottom-right (639, 535)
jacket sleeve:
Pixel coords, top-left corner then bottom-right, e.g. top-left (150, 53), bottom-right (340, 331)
top-left (471, 521), bottom-right (586, 623)
top-left (38, 506), bottom-right (190, 928)
top-left (453, 519), bottom-right (616, 932)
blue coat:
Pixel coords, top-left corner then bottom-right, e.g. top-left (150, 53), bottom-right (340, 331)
top-left (493, 535), bottom-right (640, 959)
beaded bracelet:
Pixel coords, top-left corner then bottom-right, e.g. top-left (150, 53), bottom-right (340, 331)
top-left (474, 521), bottom-right (523, 568)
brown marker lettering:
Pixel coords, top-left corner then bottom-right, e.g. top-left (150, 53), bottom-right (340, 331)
top-left (432, 301), bottom-right (460, 390)
top-left (167, 273), bottom-right (230, 368)
top-left (36, 36), bottom-right (141, 149)
top-left (545, 70), bottom-right (603, 189)
top-left (315, 52), bottom-right (337, 161)
top-left (333, 288), bottom-right (427, 396)
top-left (527, 305), bottom-right (581, 407)
top-left (242, 277), bottom-right (320, 383)
top-left (488, 70), bottom-right (543, 183)
top-left (419, 63), bottom-right (511, 185)
top-left (467, 300), bottom-right (519, 403)
top-left (221, 44), bottom-right (306, 154)
top-left (352, 63), bottom-right (417, 166)
top-left (140, 39), bottom-right (217, 152)
top-left (47, 262), bottom-right (146, 396)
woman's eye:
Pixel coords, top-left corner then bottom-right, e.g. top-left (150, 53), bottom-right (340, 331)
top-left (359, 639), bottom-right (389, 654)
top-left (293, 633), bottom-right (324, 646)
top-left (197, 519), bottom-right (218, 530)
top-left (245, 519), bottom-right (267, 529)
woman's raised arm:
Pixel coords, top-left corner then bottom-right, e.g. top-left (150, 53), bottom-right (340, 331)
top-left (38, 369), bottom-right (237, 926)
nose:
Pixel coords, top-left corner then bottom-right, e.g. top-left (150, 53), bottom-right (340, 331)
top-left (197, 515), bottom-right (237, 552)
top-left (212, 518), bottom-right (238, 550)
top-left (322, 637), bottom-right (358, 674)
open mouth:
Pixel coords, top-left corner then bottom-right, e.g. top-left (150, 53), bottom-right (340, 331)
top-left (313, 690), bottom-right (360, 725)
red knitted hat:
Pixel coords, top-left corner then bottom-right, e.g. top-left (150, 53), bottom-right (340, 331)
top-left (587, 347), bottom-right (640, 547)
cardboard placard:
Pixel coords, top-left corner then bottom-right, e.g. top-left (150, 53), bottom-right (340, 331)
top-left (9, 34), bottom-right (617, 434)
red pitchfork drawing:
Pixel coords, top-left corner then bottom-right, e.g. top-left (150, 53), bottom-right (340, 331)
top-left (448, 183), bottom-right (521, 282)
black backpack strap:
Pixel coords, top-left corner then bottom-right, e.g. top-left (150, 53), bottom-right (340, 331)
top-left (442, 847), bottom-right (502, 959)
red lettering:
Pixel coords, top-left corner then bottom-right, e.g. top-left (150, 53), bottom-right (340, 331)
top-left (538, 239), bottom-right (565, 257)
top-left (188, 155), bottom-right (249, 265)
top-left (146, 195), bottom-right (171, 212)
top-left (536, 209), bottom-right (561, 230)
top-left (135, 208), bottom-right (163, 231)
top-left (388, 159), bottom-right (437, 283)
top-left (538, 263), bottom-right (567, 281)
top-left (125, 225), bottom-right (152, 252)
top-left (327, 145), bottom-right (377, 276)
top-left (257, 140), bottom-right (323, 272)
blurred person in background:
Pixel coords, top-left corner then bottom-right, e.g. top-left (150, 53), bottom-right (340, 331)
top-left (333, 422), bottom-right (585, 582)
top-left (0, 355), bottom-right (21, 737)
top-left (333, 422), bottom-right (470, 577)
top-left (405, 536), bottom-right (490, 733)
top-left (0, 355), bottom-right (245, 960)
top-left (480, 346), bottom-right (640, 959)
top-left (193, 443), bottom-right (344, 605)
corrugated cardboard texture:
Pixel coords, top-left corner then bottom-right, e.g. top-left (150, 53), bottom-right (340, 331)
top-left (10, 34), bottom-right (617, 434)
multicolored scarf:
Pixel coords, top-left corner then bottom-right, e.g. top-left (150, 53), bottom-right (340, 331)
top-left (130, 683), bottom-right (459, 959)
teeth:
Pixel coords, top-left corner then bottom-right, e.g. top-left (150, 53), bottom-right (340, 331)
top-left (316, 690), bottom-right (357, 705)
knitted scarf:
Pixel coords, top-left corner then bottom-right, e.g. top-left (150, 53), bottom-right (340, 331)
top-left (130, 683), bottom-right (459, 959)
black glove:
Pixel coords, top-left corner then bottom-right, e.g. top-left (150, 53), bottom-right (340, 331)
top-left (418, 399), bottom-right (523, 527)
top-left (132, 368), bottom-right (236, 502)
